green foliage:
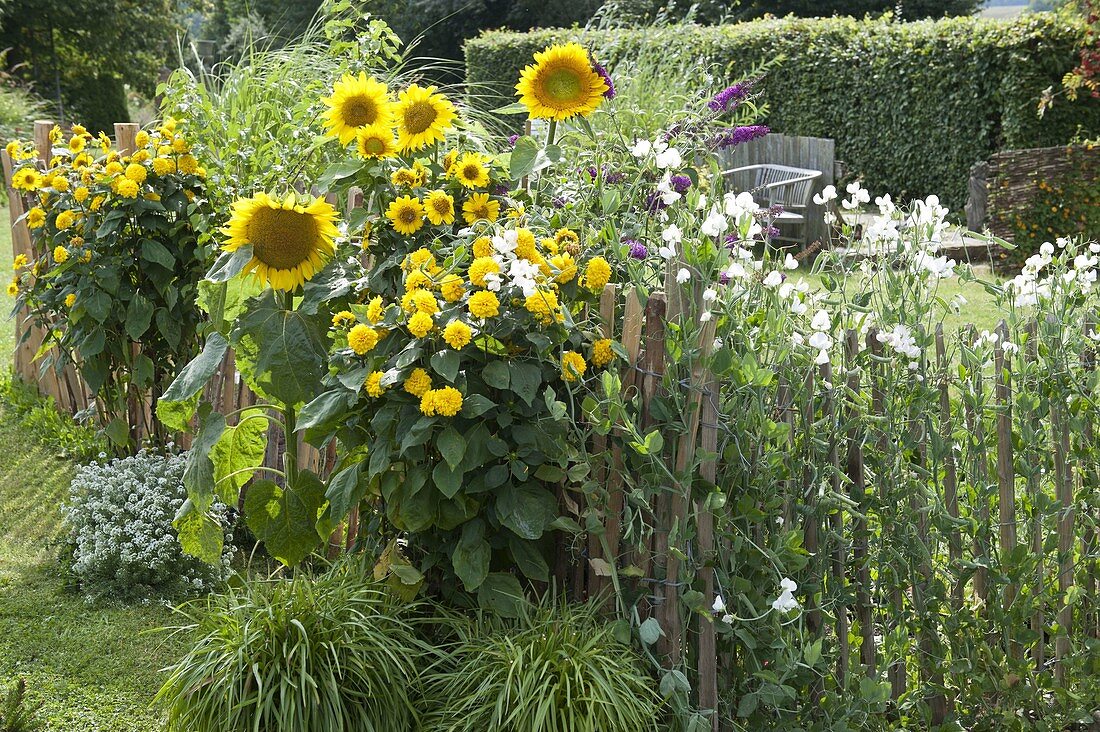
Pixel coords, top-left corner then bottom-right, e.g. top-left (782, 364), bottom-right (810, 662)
top-left (0, 375), bottom-right (104, 461)
top-left (11, 123), bottom-right (210, 448)
top-left (421, 601), bottom-right (662, 731)
top-left (156, 562), bottom-right (432, 732)
top-left (0, 0), bottom-right (184, 132)
top-left (466, 14), bottom-right (1100, 209)
top-left (0, 74), bottom-right (44, 146)
top-left (0, 679), bottom-right (42, 732)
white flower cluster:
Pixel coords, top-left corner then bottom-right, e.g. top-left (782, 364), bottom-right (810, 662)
top-left (1006, 238), bottom-right (1100, 307)
top-left (64, 449), bottom-right (234, 603)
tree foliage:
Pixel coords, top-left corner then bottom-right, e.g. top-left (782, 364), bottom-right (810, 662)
top-left (0, 0), bottom-right (184, 131)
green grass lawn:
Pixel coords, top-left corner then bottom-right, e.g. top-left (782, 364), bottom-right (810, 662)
top-left (0, 206), bottom-right (183, 730)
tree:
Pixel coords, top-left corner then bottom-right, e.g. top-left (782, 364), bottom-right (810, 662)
top-left (0, 0), bottom-right (185, 132)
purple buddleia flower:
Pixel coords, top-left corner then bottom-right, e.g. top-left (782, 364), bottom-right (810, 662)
top-left (507, 133), bottom-right (519, 147)
top-left (552, 195), bottom-right (568, 208)
top-left (493, 184), bottom-right (509, 196)
top-left (625, 239), bottom-right (647, 259)
top-left (670, 174), bottom-right (692, 193)
top-left (708, 81), bottom-right (755, 113)
top-left (763, 225), bottom-right (781, 239)
top-left (767, 203), bottom-right (785, 217)
top-left (586, 166), bottom-right (599, 180)
top-left (592, 59), bottom-right (615, 99)
top-left (605, 170), bottom-right (626, 184)
top-left (718, 272), bottom-right (731, 284)
top-left (712, 125), bottom-right (770, 150)
top-left (724, 234), bottom-right (739, 249)
top-left (645, 191), bottom-right (668, 213)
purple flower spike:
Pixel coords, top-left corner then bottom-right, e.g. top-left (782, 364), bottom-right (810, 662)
top-left (712, 125), bottom-right (770, 150)
top-left (593, 60), bottom-right (615, 99)
top-left (507, 133), bottom-right (519, 147)
top-left (670, 174), bottom-right (692, 193)
top-left (605, 170), bottom-right (626, 184)
top-left (626, 239), bottom-right (648, 259)
top-left (708, 81), bottom-right (754, 113)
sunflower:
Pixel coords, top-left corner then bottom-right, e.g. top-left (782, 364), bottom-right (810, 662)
top-left (222, 192), bottom-right (341, 291)
top-left (322, 73), bottom-right (394, 146)
top-left (394, 84), bottom-right (455, 152)
top-left (516, 43), bottom-right (608, 121)
top-left (461, 193), bottom-right (500, 224)
top-left (11, 168), bottom-right (42, 191)
top-left (454, 152), bottom-right (490, 189)
top-left (355, 125), bottom-right (398, 160)
top-left (386, 196), bottom-right (425, 236)
top-left (423, 190), bottom-right (455, 226)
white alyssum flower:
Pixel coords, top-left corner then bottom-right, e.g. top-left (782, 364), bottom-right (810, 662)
top-left (772, 578), bottom-right (800, 613)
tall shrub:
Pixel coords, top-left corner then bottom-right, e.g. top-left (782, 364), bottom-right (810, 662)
top-left (465, 15), bottom-right (1100, 208)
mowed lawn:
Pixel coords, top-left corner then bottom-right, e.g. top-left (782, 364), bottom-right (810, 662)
top-left (0, 203), bottom-right (183, 730)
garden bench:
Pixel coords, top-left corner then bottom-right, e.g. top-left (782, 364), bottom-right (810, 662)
top-left (721, 163), bottom-right (823, 247)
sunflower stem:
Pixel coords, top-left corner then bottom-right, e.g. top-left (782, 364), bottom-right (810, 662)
top-left (281, 288), bottom-right (298, 485)
top-left (534, 120), bottom-right (558, 207)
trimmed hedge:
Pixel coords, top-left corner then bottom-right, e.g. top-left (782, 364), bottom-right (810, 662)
top-left (466, 15), bottom-right (1100, 209)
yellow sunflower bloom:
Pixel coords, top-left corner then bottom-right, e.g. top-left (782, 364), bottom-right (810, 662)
top-left (117, 179), bottom-right (140, 198)
top-left (6, 279), bottom-right (18, 297)
top-left (366, 296), bottom-right (386, 324)
top-left (65, 293), bottom-right (77, 308)
top-left (468, 256), bottom-right (502, 288)
top-left (461, 193), bottom-right (500, 224)
top-left (592, 338), bottom-right (616, 368)
top-left (525, 288), bottom-right (564, 325)
top-left (423, 190), bottom-right (455, 226)
top-left (12, 254), bottom-right (27, 270)
top-left (407, 311), bottom-right (434, 338)
top-left (454, 152), bottom-right (490, 189)
top-left (420, 386), bottom-right (463, 417)
top-left (53, 246), bottom-right (69, 264)
top-left (472, 236), bottom-right (493, 258)
top-left (516, 42), bottom-right (608, 121)
top-left (55, 210), bottom-right (76, 231)
top-left (443, 320), bottom-right (473, 350)
top-left (332, 310), bottom-right (356, 329)
top-left (124, 163), bottom-right (147, 183)
top-left (222, 192), bottom-right (341, 291)
top-left (440, 274), bottom-right (465, 302)
top-left (52, 176), bottom-right (70, 192)
top-left (404, 367), bottom-right (433, 397)
top-left (322, 72), bottom-right (394, 146)
top-left (26, 208), bottom-right (45, 228)
top-left (583, 256), bottom-right (612, 292)
top-left (348, 324), bottom-right (380, 354)
top-left (11, 168), bottom-right (41, 191)
top-left (394, 83), bottom-right (455, 152)
top-left (355, 125), bottom-right (398, 160)
top-left (561, 350), bottom-right (587, 382)
top-left (365, 370), bottom-right (387, 397)
top-left (467, 290), bottom-right (500, 319)
top-left (386, 196), bottom-right (424, 236)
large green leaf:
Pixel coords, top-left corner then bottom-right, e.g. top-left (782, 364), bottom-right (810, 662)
top-left (234, 291), bottom-right (328, 407)
top-left (508, 362), bottom-right (542, 406)
top-left (210, 409), bottom-right (269, 504)
top-left (324, 463), bottom-right (370, 528)
top-left (244, 471), bottom-right (326, 566)
top-left (497, 483), bottom-right (558, 540)
top-left (508, 534), bottom-right (549, 582)
top-left (477, 572), bottom-right (527, 618)
top-left (174, 504), bottom-right (224, 564)
top-left (125, 292), bottom-right (154, 340)
top-left (183, 407), bottom-right (226, 512)
top-left (162, 332), bottom-right (228, 402)
top-left (452, 519), bottom-right (490, 591)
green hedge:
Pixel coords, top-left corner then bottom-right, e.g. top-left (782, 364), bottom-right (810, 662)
top-left (466, 14), bottom-right (1100, 209)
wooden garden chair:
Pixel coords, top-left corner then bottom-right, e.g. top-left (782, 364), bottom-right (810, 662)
top-left (722, 163), bottom-right (823, 246)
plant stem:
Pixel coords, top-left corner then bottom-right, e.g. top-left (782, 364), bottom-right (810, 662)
top-left (282, 288), bottom-right (298, 485)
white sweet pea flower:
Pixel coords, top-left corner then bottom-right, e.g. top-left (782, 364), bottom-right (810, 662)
top-left (811, 310), bottom-right (831, 332)
top-left (790, 298), bottom-right (807, 315)
top-left (842, 181), bottom-right (870, 211)
top-left (630, 139), bottom-right (652, 158)
top-left (791, 332), bottom-right (805, 347)
top-left (656, 174), bottom-right (681, 206)
top-left (815, 349), bottom-right (830, 365)
top-left (808, 331), bottom-right (832, 351)
top-left (723, 191), bottom-right (759, 219)
top-left (655, 146), bottom-right (682, 170)
top-left (772, 578), bottom-right (800, 613)
top-left (701, 208), bottom-right (729, 237)
top-left (696, 193), bottom-right (708, 211)
top-left (762, 270), bottom-right (783, 288)
top-left (1040, 241), bottom-right (1055, 256)
top-left (492, 230), bottom-right (518, 257)
top-left (699, 310), bottom-right (712, 322)
top-left (662, 224), bottom-right (683, 245)
top-left (721, 614), bottom-right (734, 625)
top-left (812, 185), bottom-right (837, 205)
top-left (712, 595), bottom-right (727, 613)
top-left (702, 287), bottom-right (718, 302)
top-left (484, 272), bottom-right (503, 291)
top-left (676, 268), bottom-right (691, 284)
top-left (784, 253), bottom-right (798, 270)
top-left (875, 193), bottom-right (895, 215)
top-left (726, 262), bottom-right (748, 279)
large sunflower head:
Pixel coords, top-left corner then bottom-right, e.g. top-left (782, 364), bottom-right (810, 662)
top-left (11, 168), bottom-right (42, 191)
top-left (395, 84), bottom-right (456, 152)
top-left (355, 125), bottom-right (398, 160)
top-left (386, 195), bottom-right (425, 236)
top-left (516, 43), bottom-right (608, 121)
top-left (221, 192), bottom-right (341, 291)
top-left (322, 73), bottom-right (395, 146)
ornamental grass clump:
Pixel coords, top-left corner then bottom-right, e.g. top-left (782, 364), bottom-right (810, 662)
top-left (421, 602), bottom-right (662, 732)
top-left (156, 563), bottom-right (431, 732)
top-left (63, 450), bottom-right (233, 603)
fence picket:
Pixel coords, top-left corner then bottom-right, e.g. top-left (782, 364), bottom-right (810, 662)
top-left (845, 331), bottom-right (875, 674)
